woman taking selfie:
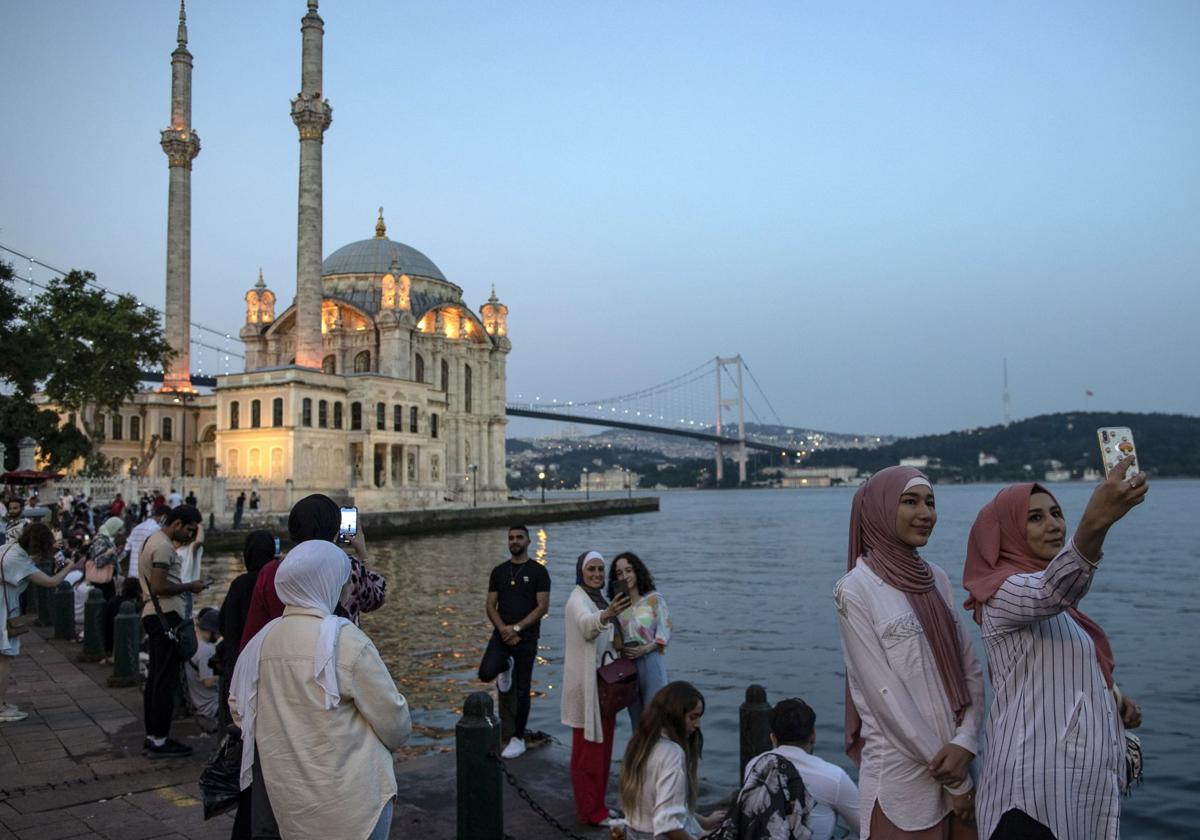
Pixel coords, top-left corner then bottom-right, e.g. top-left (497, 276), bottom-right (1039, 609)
top-left (608, 551), bottom-right (672, 726)
top-left (962, 458), bottom-right (1147, 840)
top-left (619, 680), bottom-right (725, 839)
top-left (561, 550), bottom-right (629, 827)
top-left (835, 466), bottom-right (984, 839)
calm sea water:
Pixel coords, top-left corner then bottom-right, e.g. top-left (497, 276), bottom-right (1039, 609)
top-left (202, 481), bottom-right (1200, 837)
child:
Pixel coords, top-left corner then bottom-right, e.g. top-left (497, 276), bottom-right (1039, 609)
top-left (186, 607), bottom-right (221, 731)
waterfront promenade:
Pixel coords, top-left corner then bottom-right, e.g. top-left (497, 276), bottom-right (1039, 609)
top-left (0, 626), bottom-right (617, 839)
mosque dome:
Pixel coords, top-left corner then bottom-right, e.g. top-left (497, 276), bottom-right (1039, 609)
top-left (321, 208), bottom-right (447, 281)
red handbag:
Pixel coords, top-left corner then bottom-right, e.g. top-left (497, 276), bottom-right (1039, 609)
top-left (597, 650), bottom-right (639, 718)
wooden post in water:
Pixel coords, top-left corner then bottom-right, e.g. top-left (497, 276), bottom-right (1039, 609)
top-left (740, 684), bottom-right (772, 782)
top-left (456, 691), bottom-right (503, 840)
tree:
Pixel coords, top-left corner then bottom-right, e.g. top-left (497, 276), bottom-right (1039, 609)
top-left (0, 262), bottom-right (174, 470)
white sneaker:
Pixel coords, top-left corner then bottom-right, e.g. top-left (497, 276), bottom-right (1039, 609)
top-left (496, 658), bottom-right (513, 693)
top-left (0, 703), bottom-right (28, 723)
top-left (500, 736), bottom-right (526, 760)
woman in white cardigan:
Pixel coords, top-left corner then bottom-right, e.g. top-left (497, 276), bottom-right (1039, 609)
top-left (561, 550), bottom-right (630, 827)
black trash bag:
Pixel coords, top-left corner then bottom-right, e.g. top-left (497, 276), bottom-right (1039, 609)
top-left (199, 730), bottom-right (243, 820)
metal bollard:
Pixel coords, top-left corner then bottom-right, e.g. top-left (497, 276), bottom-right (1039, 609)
top-left (35, 584), bottom-right (53, 626)
top-left (456, 691), bottom-right (503, 840)
top-left (108, 601), bottom-right (142, 687)
top-left (740, 684), bottom-right (773, 782)
top-left (77, 587), bottom-right (107, 662)
top-left (52, 582), bottom-right (75, 641)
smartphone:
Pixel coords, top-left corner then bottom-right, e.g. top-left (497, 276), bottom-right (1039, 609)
top-left (274, 537), bottom-right (282, 556)
top-left (613, 580), bottom-right (630, 602)
top-left (1097, 427), bottom-right (1139, 480)
top-left (337, 506), bottom-right (358, 542)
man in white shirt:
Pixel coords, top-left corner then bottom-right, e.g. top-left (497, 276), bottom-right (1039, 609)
top-left (745, 697), bottom-right (860, 840)
top-left (126, 505), bottom-right (169, 582)
top-left (167, 488), bottom-right (183, 508)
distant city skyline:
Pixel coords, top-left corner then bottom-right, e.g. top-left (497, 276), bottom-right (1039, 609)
top-left (2, 1), bottom-right (1197, 437)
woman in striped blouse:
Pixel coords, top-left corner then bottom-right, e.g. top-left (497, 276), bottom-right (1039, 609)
top-left (962, 456), bottom-right (1147, 840)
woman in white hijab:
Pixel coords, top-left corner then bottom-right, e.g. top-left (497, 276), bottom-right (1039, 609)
top-left (230, 540), bottom-right (410, 840)
top-left (561, 550), bottom-right (631, 827)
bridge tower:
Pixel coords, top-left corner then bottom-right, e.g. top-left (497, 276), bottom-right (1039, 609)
top-left (714, 356), bottom-right (748, 484)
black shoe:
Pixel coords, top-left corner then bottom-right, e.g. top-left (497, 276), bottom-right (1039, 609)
top-left (144, 738), bottom-right (193, 758)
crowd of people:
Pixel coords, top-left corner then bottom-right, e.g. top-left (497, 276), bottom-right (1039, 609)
top-left (1, 454), bottom-right (1149, 840)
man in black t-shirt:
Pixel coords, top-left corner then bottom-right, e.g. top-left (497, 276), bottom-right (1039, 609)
top-left (479, 524), bottom-right (550, 759)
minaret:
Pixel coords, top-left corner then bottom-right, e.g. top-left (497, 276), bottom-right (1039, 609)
top-left (160, 0), bottom-right (200, 392)
top-left (291, 0), bottom-right (333, 369)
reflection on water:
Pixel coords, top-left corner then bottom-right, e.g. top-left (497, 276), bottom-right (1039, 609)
top-left (200, 484), bottom-right (1200, 837)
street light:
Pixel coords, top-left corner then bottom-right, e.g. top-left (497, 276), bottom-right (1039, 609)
top-left (469, 463), bottom-right (478, 508)
top-left (582, 467), bottom-right (589, 500)
top-left (538, 470), bottom-right (546, 504)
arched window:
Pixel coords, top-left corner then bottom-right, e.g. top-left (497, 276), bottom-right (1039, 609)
top-left (431, 413), bottom-right (439, 439)
top-left (441, 359), bottom-right (449, 391)
top-left (393, 404), bottom-right (402, 432)
top-left (251, 399), bottom-right (262, 428)
top-left (230, 401), bottom-right (240, 430)
top-left (111, 415), bottom-right (124, 441)
top-left (272, 398), bottom-right (283, 427)
top-left (354, 351), bottom-right (371, 373)
top-left (161, 457), bottom-right (171, 476)
top-left (162, 416), bottom-right (173, 441)
top-left (409, 406), bottom-right (418, 434)
top-left (351, 402), bottom-right (362, 430)
top-left (376, 402), bottom-right (385, 431)
top-left (322, 355), bottom-right (337, 374)
top-left (333, 402), bottom-right (343, 429)
top-left (318, 400), bottom-right (328, 428)
top-left (464, 364), bottom-right (473, 413)
top-left (415, 353), bottom-right (425, 383)
top-left (302, 398), bottom-right (313, 427)
top-left (130, 416), bottom-right (141, 441)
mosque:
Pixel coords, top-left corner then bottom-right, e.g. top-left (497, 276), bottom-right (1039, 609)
top-left (81, 1), bottom-right (511, 509)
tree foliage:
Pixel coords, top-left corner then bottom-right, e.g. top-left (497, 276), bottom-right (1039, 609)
top-left (0, 261), bottom-right (174, 471)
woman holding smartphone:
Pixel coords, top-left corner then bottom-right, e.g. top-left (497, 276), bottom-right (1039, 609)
top-left (608, 551), bottom-right (672, 727)
top-left (835, 466), bottom-right (985, 839)
top-left (963, 458), bottom-right (1147, 840)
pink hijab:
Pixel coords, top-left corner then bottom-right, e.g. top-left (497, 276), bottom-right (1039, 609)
top-left (962, 483), bottom-right (1114, 688)
top-left (843, 466), bottom-right (972, 764)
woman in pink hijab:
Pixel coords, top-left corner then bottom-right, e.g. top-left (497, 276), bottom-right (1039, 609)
top-left (835, 466), bottom-right (984, 840)
top-left (963, 457), bottom-right (1147, 840)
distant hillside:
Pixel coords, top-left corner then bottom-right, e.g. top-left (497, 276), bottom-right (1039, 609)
top-left (803, 412), bottom-right (1200, 480)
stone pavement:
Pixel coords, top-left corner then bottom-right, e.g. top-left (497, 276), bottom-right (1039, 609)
top-left (0, 626), bottom-right (650, 839)
top-left (0, 627), bottom-right (232, 840)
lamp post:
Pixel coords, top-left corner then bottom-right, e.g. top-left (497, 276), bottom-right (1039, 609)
top-left (626, 467), bottom-right (633, 498)
top-left (582, 467), bottom-right (589, 500)
top-left (469, 463), bottom-right (478, 508)
top-left (173, 391), bottom-right (196, 494)
top-left (538, 470), bottom-right (546, 504)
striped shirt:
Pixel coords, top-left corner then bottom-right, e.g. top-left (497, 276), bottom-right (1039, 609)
top-left (976, 540), bottom-right (1124, 840)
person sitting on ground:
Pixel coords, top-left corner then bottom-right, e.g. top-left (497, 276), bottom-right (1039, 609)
top-left (741, 697), bottom-right (860, 840)
top-left (102, 577), bottom-right (143, 664)
top-left (186, 607), bottom-right (221, 731)
top-left (230, 539), bottom-right (411, 840)
top-left (240, 494), bottom-right (385, 648)
top-left (618, 680), bottom-right (726, 839)
top-left (2, 524), bottom-right (87, 723)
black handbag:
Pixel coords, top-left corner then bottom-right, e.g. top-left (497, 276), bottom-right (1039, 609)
top-left (143, 569), bottom-right (198, 661)
top-left (597, 650), bottom-right (639, 718)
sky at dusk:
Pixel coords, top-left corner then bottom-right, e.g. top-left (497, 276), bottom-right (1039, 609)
top-left (2, 1), bottom-right (1197, 438)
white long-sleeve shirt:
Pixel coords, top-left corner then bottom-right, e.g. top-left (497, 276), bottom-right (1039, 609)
top-left (834, 558), bottom-right (985, 837)
top-left (975, 540), bottom-right (1124, 840)
top-left (744, 745), bottom-right (860, 840)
